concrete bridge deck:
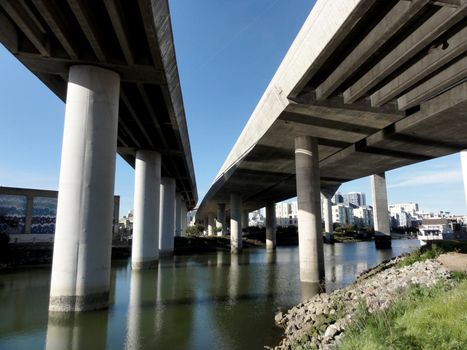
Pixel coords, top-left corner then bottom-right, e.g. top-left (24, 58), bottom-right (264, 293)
top-left (0, 0), bottom-right (197, 207)
top-left (198, 0), bottom-right (467, 216)
top-left (0, 0), bottom-right (197, 311)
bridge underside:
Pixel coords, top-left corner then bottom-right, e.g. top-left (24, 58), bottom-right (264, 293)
top-left (0, 0), bottom-right (197, 207)
top-left (199, 0), bottom-right (467, 216)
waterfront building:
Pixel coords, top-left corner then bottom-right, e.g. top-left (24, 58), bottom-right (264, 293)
top-left (332, 204), bottom-right (354, 226)
top-left (353, 206), bottom-right (374, 228)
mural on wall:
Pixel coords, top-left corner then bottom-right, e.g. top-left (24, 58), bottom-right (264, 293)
top-left (0, 195), bottom-right (27, 234)
top-left (31, 197), bottom-right (57, 234)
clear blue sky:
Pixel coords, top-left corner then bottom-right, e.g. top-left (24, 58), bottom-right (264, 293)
top-left (0, 0), bottom-right (465, 216)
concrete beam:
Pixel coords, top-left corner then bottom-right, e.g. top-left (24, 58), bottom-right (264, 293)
top-left (316, 0), bottom-right (430, 100)
top-left (103, 0), bottom-right (134, 64)
top-left (67, 0), bottom-right (106, 61)
top-left (397, 55), bottom-right (467, 110)
top-left (31, 0), bottom-right (78, 59)
top-left (371, 25), bottom-right (467, 107)
top-left (0, 0), bottom-right (50, 56)
top-left (344, 3), bottom-right (467, 103)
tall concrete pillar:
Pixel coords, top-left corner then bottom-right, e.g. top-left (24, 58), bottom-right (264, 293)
top-left (230, 193), bottom-right (242, 253)
top-left (241, 210), bottom-right (249, 231)
top-left (216, 203), bottom-right (226, 236)
top-left (175, 193), bottom-right (182, 237)
top-left (49, 65), bottom-right (120, 312)
top-left (131, 150), bottom-right (161, 269)
top-left (181, 201), bottom-right (188, 235)
top-left (322, 193), bottom-right (333, 241)
top-left (295, 136), bottom-right (324, 283)
top-left (266, 201), bottom-right (276, 250)
top-left (460, 151), bottom-right (467, 208)
top-left (203, 217), bottom-right (208, 235)
top-left (371, 173), bottom-right (390, 235)
top-left (371, 173), bottom-right (391, 249)
top-left (159, 177), bottom-right (175, 257)
top-left (207, 212), bottom-right (215, 236)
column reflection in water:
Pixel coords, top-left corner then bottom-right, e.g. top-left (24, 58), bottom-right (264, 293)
top-left (300, 282), bottom-right (322, 302)
top-left (45, 312), bottom-right (108, 350)
top-left (228, 253), bottom-right (241, 301)
top-left (155, 260), bottom-right (193, 348)
top-left (125, 269), bottom-right (158, 350)
top-left (265, 251), bottom-right (277, 298)
top-left (376, 247), bottom-right (393, 261)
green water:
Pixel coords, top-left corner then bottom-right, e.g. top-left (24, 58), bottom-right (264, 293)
top-left (0, 240), bottom-right (420, 350)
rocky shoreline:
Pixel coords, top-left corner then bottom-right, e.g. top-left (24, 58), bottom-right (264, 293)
top-left (270, 256), bottom-right (453, 350)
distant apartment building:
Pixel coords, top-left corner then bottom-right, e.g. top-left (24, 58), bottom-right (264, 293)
top-left (389, 203), bottom-right (419, 228)
top-left (275, 202), bottom-right (298, 226)
top-left (332, 204), bottom-right (354, 226)
top-left (353, 206), bottom-right (374, 227)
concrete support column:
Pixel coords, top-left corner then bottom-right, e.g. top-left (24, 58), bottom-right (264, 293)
top-left (216, 203), bottom-right (226, 236)
top-left (203, 217), bottom-right (208, 235)
top-left (265, 201), bottom-right (276, 250)
top-left (159, 177), bottom-right (175, 257)
top-left (131, 150), bottom-right (161, 270)
top-left (180, 202), bottom-right (188, 236)
top-left (175, 193), bottom-right (182, 237)
top-left (207, 212), bottom-right (215, 236)
top-left (230, 193), bottom-right (242, 253)
top-left (49, 65), bottom-right (120, 312)
top-left (371, 173), bottom-right (391, 249)
top-left (371, 173), bottom-right (390, 235)
top-left (295, 136), bottom-right (324, 283)
top-left (322, 193), bottom-right (333, 241)
top-left (241, 210), bottom-right (249, 232)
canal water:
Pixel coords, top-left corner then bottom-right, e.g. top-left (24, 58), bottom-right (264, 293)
top-left (0, 240), bottom-right (419, 350)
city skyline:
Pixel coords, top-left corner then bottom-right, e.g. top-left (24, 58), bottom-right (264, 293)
top-left (1, 0), bottom-right (466, 217)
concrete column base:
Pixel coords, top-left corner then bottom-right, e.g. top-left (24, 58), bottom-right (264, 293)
top-left (159, 250), bottom-right (174, 258)
top-left (131, 260), bottom-right (158, 270)
top-left (49, 292), bottom-right (109, 312)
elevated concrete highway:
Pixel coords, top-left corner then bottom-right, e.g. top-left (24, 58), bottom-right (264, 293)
top-left (0, 0), bottom-right (197, 311)
top-left (198, 0), bottom-right (467, 281)
top-left (0, 0), bottom-right (197, 207)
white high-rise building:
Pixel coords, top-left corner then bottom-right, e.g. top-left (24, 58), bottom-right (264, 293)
top-left (332, 204), bottom-right (354, 225)
top-left (353, 206), bottom-right (373, 227)
top-left (389, 203), bottom-right (419, 228)
top-left (343, 192), bottom-right (366, 207)
top-left (275, 202), bottom-right (298, 226)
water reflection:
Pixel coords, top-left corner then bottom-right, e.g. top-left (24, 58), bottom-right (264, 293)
top-left (300, 282), bottom-right (322, 301)
top-left (125, 269), bottom-right (158, 350)
top-left (45, 312), bottom-right (108, 350)
top-left (376, 247), bottom-right (393, 261)
top-left (0, 240), bottom-right (420, 350)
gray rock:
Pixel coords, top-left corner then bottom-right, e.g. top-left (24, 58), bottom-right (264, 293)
top-left (324, 324), bottom-right (339, 338)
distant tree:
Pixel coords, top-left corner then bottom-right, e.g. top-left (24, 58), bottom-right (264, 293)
top-left (185, 224), bottom-right (204, 237)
